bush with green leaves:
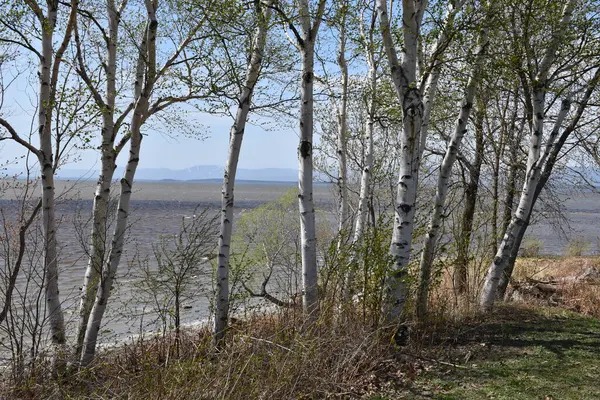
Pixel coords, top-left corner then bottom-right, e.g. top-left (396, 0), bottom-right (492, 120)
top-left (230, 189), bottom-right (302, 309)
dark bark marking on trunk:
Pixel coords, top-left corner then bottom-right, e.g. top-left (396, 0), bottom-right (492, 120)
top-left (299, 140), bottom-right (312, 158)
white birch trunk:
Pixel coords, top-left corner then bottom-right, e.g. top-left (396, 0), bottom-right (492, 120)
top-left (480, 98), bottom-right (571, 310)
top-left (76, 0), bottom-right (120, 356)
top-left (415, 20), bottom-right (489, 320)
top-left (376, 0), bottom-right (426, 321)
top-left (336, 19), bottom-right (350, 242)
top-left (80, 2), bottom-right (157, 365)
top-left (36, 4), bottom-right (66, 352)
top-left (377, 0), bottom-right (464, 321)
top-left (80, 115), bottom-right (144, 366)
top-left (214, 5), bottom-right (271, 346)
top-left (299, 43), bottom-right (319, 316)
top-left (297, 0), bottom-right (326, 317)
top-left (352, 59), bottom-right (377, 247)
top-left (418, 0), bottom-right (463, 159)
top-left (418, 70), bottom-right (440, 159)
top-left (496, 68), bottom-right (600, 299)
top-left (479, 0), bottom-right (576, 310)
top-left (343, 48), bottom-right (377, 302)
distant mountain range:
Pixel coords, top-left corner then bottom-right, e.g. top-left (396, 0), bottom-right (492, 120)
top-left (7, 165), bottom-right (301, 182)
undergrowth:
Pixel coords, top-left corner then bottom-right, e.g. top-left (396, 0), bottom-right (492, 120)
top-left (3, 257), bottom-right (599, 399)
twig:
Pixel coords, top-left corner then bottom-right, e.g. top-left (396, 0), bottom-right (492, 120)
top-left (242, 335), bottom-right (294, 353)
top-left (403, 352), bottom-right (471, 370)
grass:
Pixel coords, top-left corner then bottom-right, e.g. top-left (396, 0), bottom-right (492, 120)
top-left (4, 256), bottom-right (600, 399)
top-left (12, 304), bottom-right (596, 400)
top-left (390, 305), bottom-right (600, 399)
top-left (515, 256), bottom-right (599, 280)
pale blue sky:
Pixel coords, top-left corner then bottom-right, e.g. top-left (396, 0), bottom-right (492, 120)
top-left (1, 118), bottom-right (302, 171)
top-left (0, 73), bottom-right (303, 172)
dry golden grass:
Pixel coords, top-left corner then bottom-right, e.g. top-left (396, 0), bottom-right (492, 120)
top-left (4, 257), bottom-right (599, 399)
top-left (510, 256), bottom-right (600, 318)
top-left (515, 255), bottom-right (600, 279)
top-left (6, 309), bottom-right (398, 399)
top-left (426, 256), bottom-right (600, 320)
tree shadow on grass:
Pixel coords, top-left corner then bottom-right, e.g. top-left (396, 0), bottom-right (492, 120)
top-left (400, 305), bottom-right (600, 398)
top-left (366, 305), bottom-right (600, 399)
top-left (421, 304), bottom-right (600, 360)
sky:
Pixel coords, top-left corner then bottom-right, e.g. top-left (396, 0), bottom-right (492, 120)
top-left (0, 5), bottom-right (348, 175)
top-left (0, 73), bottom-right (303, 172)
top-left (137, 116), bottom-right (301, 171)
top-left (0, 0), bottom-right (380, 177)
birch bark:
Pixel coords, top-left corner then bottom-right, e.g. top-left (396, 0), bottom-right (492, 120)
top-left (0, 1), bottom-right (78, 366)
top-left (416, 20), bottom-right (489, 319)
top-left (37, 1), bottom-right (66, 352)
top-left (501, 94), bottom-right (524, 238)
top-left (296, 0), bottom-right (326, 317)
top-left (28, 0), bottom-right (78, 358)
top-left (496, 67), bottom-right (600, 299)
top-left (336, 8), bottom-right (350, 242)
top-left (214, 3), bottom-right (271, 346)
top-left (479, 0), bottom-right (577, 310)
top-left (353, 65), bottom-right (376, 248)
top-left (480, 98), bottom-right (571, 309)
top-left (375, 0), bottom-right (426, 321)
top-left (75, 0), bottom-right (123, 357)
top-left (299, 42), bottom-right (319, 315)
top-left (376, 0), bottom-right (469, 321)
top-left (344, 37), bottom-right (377, 302)
top-left (80, 0), bottom-right (157, 365)
top-left (418, 0), bottom-right (464, 160)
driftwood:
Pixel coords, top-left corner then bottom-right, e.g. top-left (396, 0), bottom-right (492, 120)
top-left (506, 266), bottom-right (600, 305)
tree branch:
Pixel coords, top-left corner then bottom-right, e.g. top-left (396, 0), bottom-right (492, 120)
top-left (0, 117), bottom-right (41, 156)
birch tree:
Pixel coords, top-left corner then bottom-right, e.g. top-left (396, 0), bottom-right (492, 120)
top-left (494, 68), bottom-right (600, 299)
top-left (0, 0), bottom-right (78, 364)
top-left (79, 0), bottom-right (159, 366)
top-left (343, 1), bottom-right (380, 302)
top-left (375, 0), bottom-right (425, 322)
top-left (352, 9), bottom-right (378, 251)
top-left (271, 0), bottom-right (326, 317)
top-left (479, 0), bottom-right (600, 310)
top-left (74, 0), bottom-right (234, 363)
top-left (376, 0), bottom-right (463, 321)
top-left (296, 0), bottom-right (326, 317)
top-left (416, 8), bottom-right (489, 319)
top-left (73, 0), bottom-right (128, 360)
top-left (214, 0), bottom-right (273, 346)
top-left (333, 0), bottom-right (350, 242)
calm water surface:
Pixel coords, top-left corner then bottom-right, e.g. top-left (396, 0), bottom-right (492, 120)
top-left (0, 180), bottom-right (598, 359)
top-left (0, 180), bottom-right (334, 358)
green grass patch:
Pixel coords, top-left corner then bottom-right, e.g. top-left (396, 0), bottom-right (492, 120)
top-left (406, 305), bottom-right (600, 399)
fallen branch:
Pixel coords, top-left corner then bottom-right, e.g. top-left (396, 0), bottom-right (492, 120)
top-left (241, 280), bottom-right (299, 308)
top-left (241, 335), bottom-right (295, 353)
top-left (507, 266), bottom-right (600, 304)
top-left (402, 352), bottom-right (471, 370)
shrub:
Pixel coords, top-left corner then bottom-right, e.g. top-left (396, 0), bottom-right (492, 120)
top-left (565, 236), bottom-right (591, 257)
top-left (519, 237), bottom-right (544, 258)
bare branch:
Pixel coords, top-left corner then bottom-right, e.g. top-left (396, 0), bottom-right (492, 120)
top-left (0, 117), bottom-right (41, 156)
